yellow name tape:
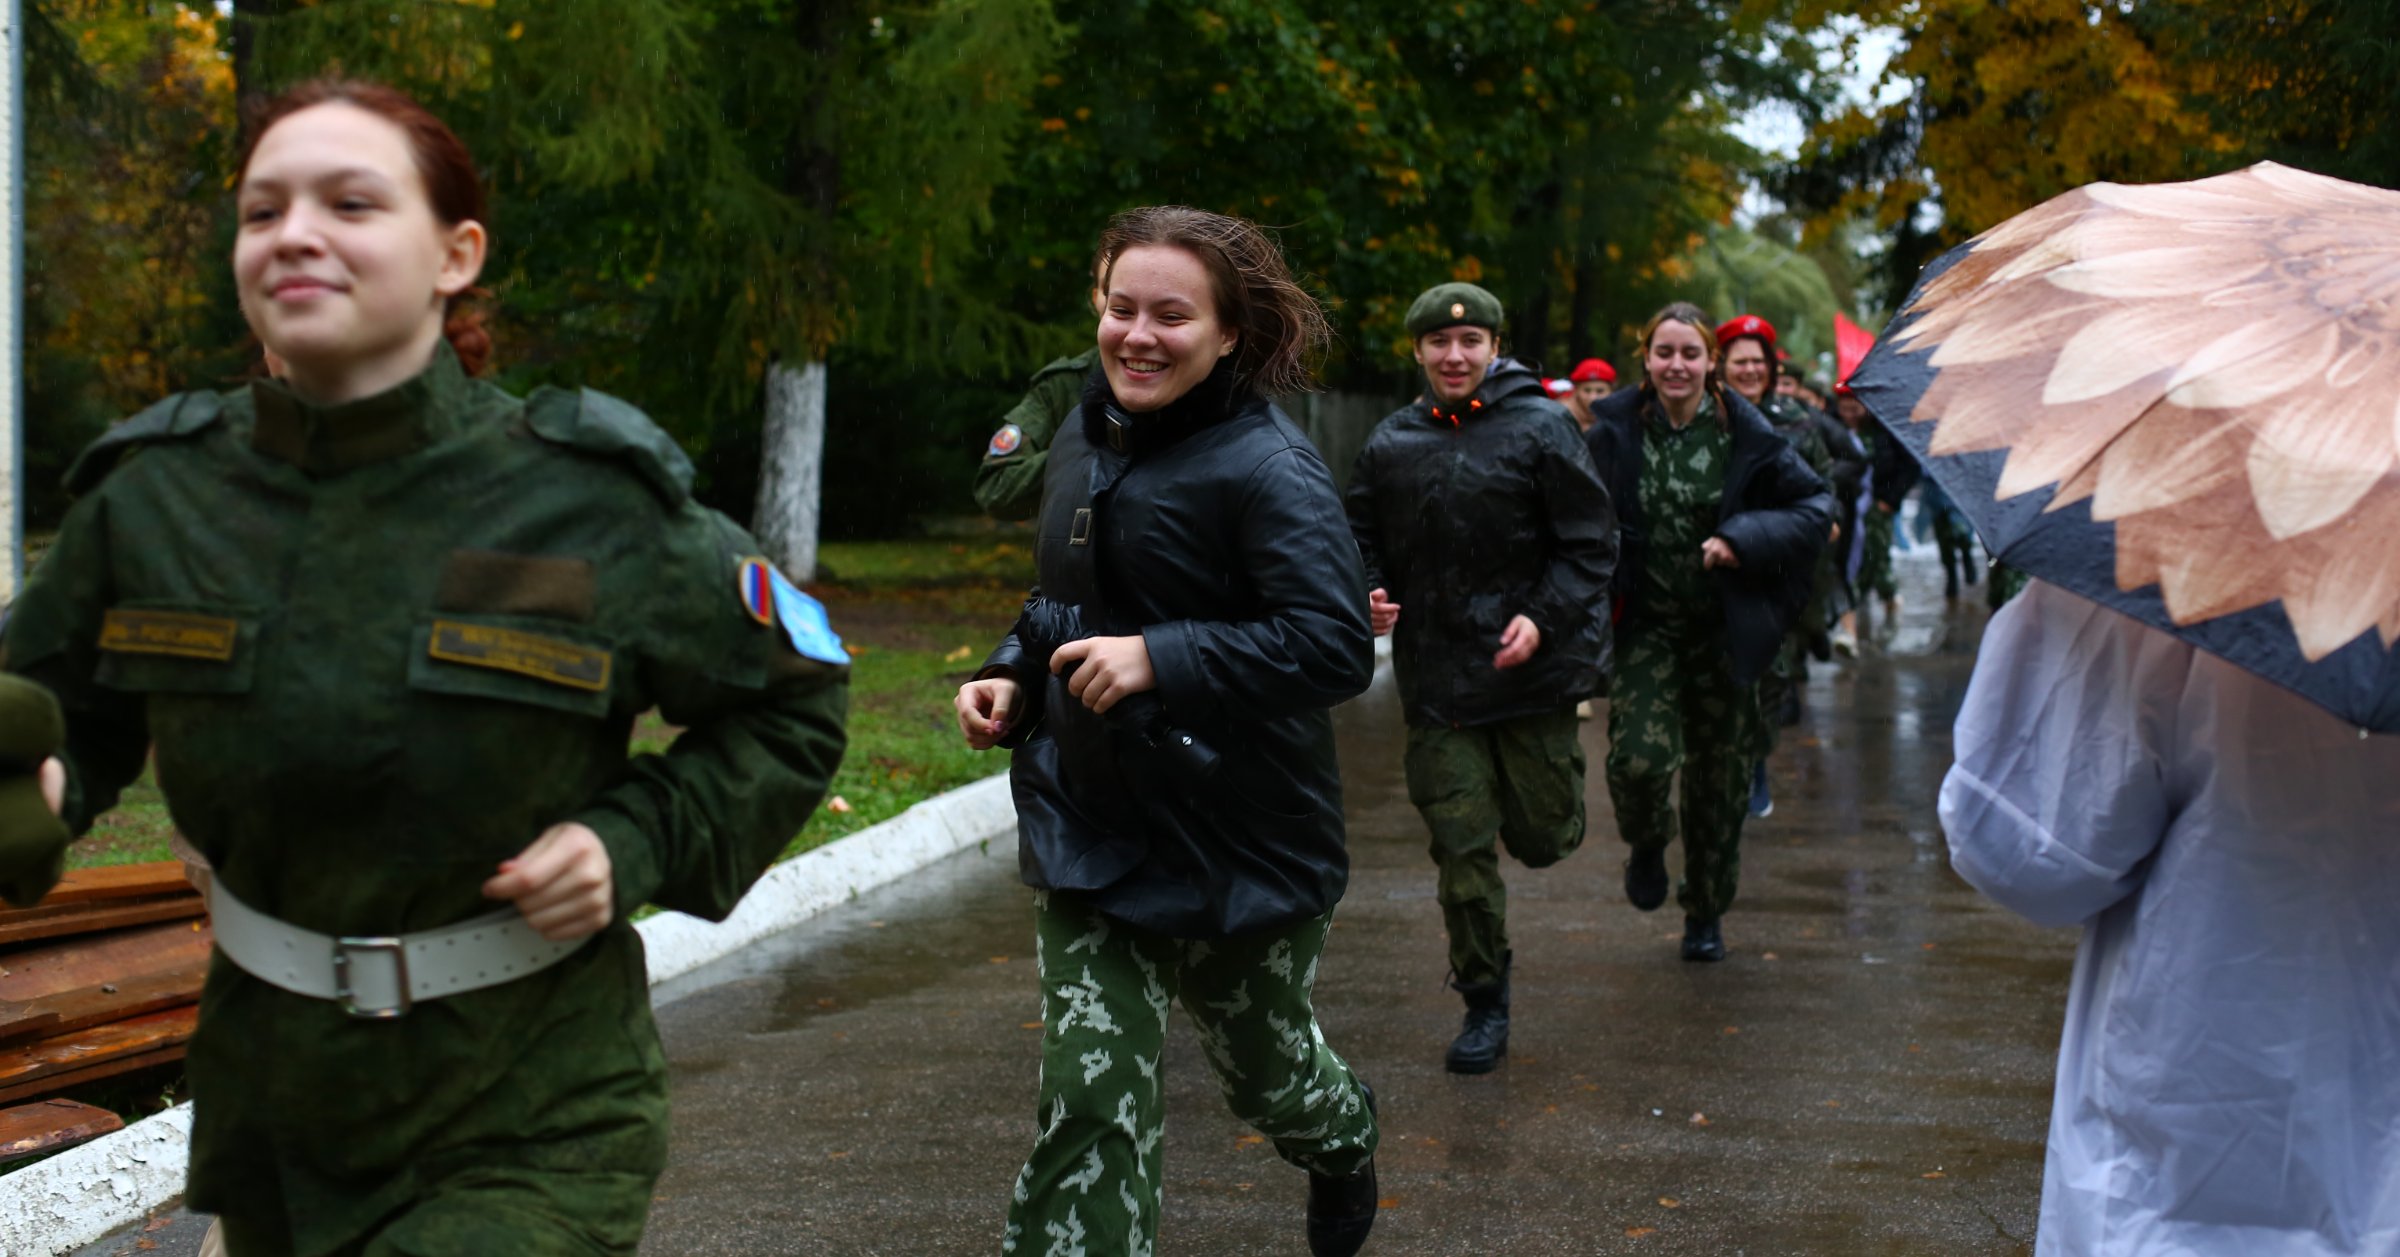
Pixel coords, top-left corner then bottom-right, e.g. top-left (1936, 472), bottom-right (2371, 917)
top-left (427, 620), bottom-right (612, 693)
top-left (99, 610), bottom-right (239, 662)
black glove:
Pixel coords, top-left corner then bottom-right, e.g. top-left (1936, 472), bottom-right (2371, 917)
top-left (0, 675), bottom-right (71, 907)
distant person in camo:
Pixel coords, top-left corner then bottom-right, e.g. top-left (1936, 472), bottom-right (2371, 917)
top-left (974, 267), bottom-right (1108, 522)
top-left (0, 80), bottom-right (848, 1255)
top-left (1584, 302), bottom-right (1831, 963)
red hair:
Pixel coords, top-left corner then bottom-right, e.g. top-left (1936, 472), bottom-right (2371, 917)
top-left (239, 80), bottom-right (493, 376)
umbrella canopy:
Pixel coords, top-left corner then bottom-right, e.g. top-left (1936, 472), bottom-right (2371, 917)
top-left (1833, 312), bottom-right (1876, 384)
top-left (1849, 161), bottom-right (2400, 732)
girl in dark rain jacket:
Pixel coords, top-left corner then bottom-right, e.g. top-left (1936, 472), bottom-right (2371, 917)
top-left (954, 206), bottom-right (1381, 1257)
top-left (1585, 303), bottom-right (1832, 963)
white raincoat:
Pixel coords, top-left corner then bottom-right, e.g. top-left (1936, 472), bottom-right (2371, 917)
top-left (1941, 581), bottom-right (2400, 1257)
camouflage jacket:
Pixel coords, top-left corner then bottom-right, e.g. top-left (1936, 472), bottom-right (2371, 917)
top-left (0, 344), bottom-right (848, 1251)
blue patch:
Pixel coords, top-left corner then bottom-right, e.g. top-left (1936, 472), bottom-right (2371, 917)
top-left (769, 570), bottom-right (849, 665)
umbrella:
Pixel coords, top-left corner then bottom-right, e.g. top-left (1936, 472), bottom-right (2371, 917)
top-left (1833, 312), bottom-right (1876, 384)
top-left (1848, 161), bottom-right (2400, 733)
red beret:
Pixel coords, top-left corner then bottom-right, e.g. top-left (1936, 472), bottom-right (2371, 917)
top-left (1716, 314), bottom-right (1777, 347)
top-left (1543, 377), bottom-right (1574, 397)
top-left (1568, 358), bottom-right (1616, 384)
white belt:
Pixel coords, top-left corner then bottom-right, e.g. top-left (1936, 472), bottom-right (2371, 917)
top-left (206, 878), bottom-right (588, 1019)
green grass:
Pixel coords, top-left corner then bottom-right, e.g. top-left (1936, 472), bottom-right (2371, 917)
top-left (63, 536), bottom-right (1035, 873)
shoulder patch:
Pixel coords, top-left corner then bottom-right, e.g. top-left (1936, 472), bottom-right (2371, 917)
top-left (524, 386), bottom-right (696, 507)
top-left (65, 393), bottom-right (227, 495)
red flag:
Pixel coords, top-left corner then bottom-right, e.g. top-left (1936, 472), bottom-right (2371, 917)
top-left (1834, 313), bottom-right (1876, 384)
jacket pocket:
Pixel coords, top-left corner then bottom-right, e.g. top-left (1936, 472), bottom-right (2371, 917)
top-left (405, 615), bottom-right (616, 719)
top-left (94, 602), bottom-right (261, 694)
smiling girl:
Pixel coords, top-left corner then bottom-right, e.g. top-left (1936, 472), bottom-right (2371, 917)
top-left (0, 81), bottom-right (848, 1254)
top-left (955, 206), bottom-right (1381, 1257)
top-left (1582, 302), bottom-right (1833, 963)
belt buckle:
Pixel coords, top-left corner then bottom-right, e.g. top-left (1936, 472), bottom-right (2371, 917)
top-left (332, 936), bottom-right (412, 1019)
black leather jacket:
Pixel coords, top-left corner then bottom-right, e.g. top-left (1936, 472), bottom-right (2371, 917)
top-left (1585, 386), bottom-right (1834, 685)
top-left (1344, 359), bottom-right (1618, 728)
top-left (977, 365), bottom-right (1374, 938)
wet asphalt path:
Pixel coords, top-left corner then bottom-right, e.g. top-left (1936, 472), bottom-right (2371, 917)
top-left (637, 553), bottom-right (2068, 1257)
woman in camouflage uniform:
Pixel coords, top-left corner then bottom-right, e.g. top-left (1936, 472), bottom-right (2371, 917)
top-left (1, 82), bottom-right (849, 1255)
top-left (1583, 304), bottom-right (1832, 962)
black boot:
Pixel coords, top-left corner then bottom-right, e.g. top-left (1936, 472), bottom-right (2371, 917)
top-left (1624, 847), bottom-right (1668, 912)
top-left (1681, 915), bottom-right (1725, 963)
top-left (1306, 1079), bottom-right (1378, 1256)
top-left (1445, 956), bottom-right (1510, 1074)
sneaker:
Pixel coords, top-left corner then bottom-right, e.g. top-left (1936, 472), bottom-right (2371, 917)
top-left (1306, 1080), bottom-right (1379, 1256)
top-left (1681, 916), bottom-right (1726, 963)
top-left (1624, 848), bottom-right (1668, 912)
top-left (1575, 699), bottom-right (1594, 720)
top-left (1747, 760), bottom-right (1773, 819)
top-left (1830, 624), bottom-right (1858, 658)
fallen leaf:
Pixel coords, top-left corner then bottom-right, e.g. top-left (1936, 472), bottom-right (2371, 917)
top-left (1021, 1021), bottom-right (1044, 1030)
top-left (1922, 942), bottom-right (1938, 951)
top-left (1688, 1112), bottom-right (1710, 1127)
top-left (988, 956), bottom-right (1010, 964)
top-left (1625, 1226), bottom-right (1657, 1237)
top-left (1761, 952), bottom-right (1780, 961)
top-left (136, 1242), bottom-right (158, 1252)
top-left (1823, 1100), bottom-right (1842, 1109)
top-left (1236, 1182), bottom-right (1255, 1191)
top-left (1722, 1026), bottom-right (1741, 1035)
top-left (1907, 1044), bottom-right (1923, 1054)
top-left (826, 795), bottom-right (854, 814)
top-left (1658, 1196), bottom-right (1681, 1208)
top-left (944, 644), bottom-right (976, 662)
top-left (1236, 1134), bottom-right (1266, 1148)
top-left (144, 1219), bottom-right (172, 1233)
top-left (828, 1150), bottom-right (851, 1160)
top-left (1378, 1197), bottom-right (1401, 1209)
top-left (1922, 1171), bottom-right (1946, 1180)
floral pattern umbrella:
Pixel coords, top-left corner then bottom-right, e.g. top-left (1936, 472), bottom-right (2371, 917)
top-left (1849, 161), bottom-right (2400, 732)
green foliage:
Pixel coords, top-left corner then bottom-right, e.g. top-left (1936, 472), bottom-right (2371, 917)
top-left (1784, 0), bottom-right (2400, 313)
top-left (18, 0), bottom-right (1842, 531)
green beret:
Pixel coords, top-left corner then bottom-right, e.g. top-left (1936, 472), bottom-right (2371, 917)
top-left (0, 676), bottom-right (70, 908)
top-left (1405, 282), bottom-right (1504, 339)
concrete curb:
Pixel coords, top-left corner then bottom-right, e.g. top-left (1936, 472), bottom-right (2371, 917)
top-left (0, 773), bottom-right (1018, 1257)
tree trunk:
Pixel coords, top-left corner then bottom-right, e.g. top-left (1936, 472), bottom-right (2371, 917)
top-left (1512, 283), bottom-right (1553, 374)
top-left (753, 359), bottom-right (828, 582)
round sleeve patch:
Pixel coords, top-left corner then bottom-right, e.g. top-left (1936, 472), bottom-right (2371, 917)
top-left (985, 423), bottom-right (1024, 458)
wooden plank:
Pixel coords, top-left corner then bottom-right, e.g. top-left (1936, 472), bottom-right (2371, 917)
top-left (0, 919), bottom-right (213, 1004)
top-left (0, 895), bottom-right (204, 948)
top-left (0, 964), bottom-right (207, 1047)
top-left (0, 1098), bottom-right (124, 1163)
top-left (30, 862), bottom-right (196, 908)
top-left (0, 1044), bottom-right (188, 1108)
top-left (0, 1006), bottom-right (198, 1092)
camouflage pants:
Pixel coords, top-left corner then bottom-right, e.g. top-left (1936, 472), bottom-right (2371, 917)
top-left (1604, 626), bottom-right (1759, 922)
top-left (1860, 507), bottom-right (1899, 601)
top-left (1403, 709), bottom-right (1587, 986)
top-left (1004, 893), bottom-right (1377, 1257)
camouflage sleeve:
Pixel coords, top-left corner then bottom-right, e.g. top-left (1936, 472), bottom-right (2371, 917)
top-left (0, 488), bottom-right (153, 841)
top-left (971, 367), bottom-right (1081, 521)
top-left (571, 508), bottom-right (850, 922)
